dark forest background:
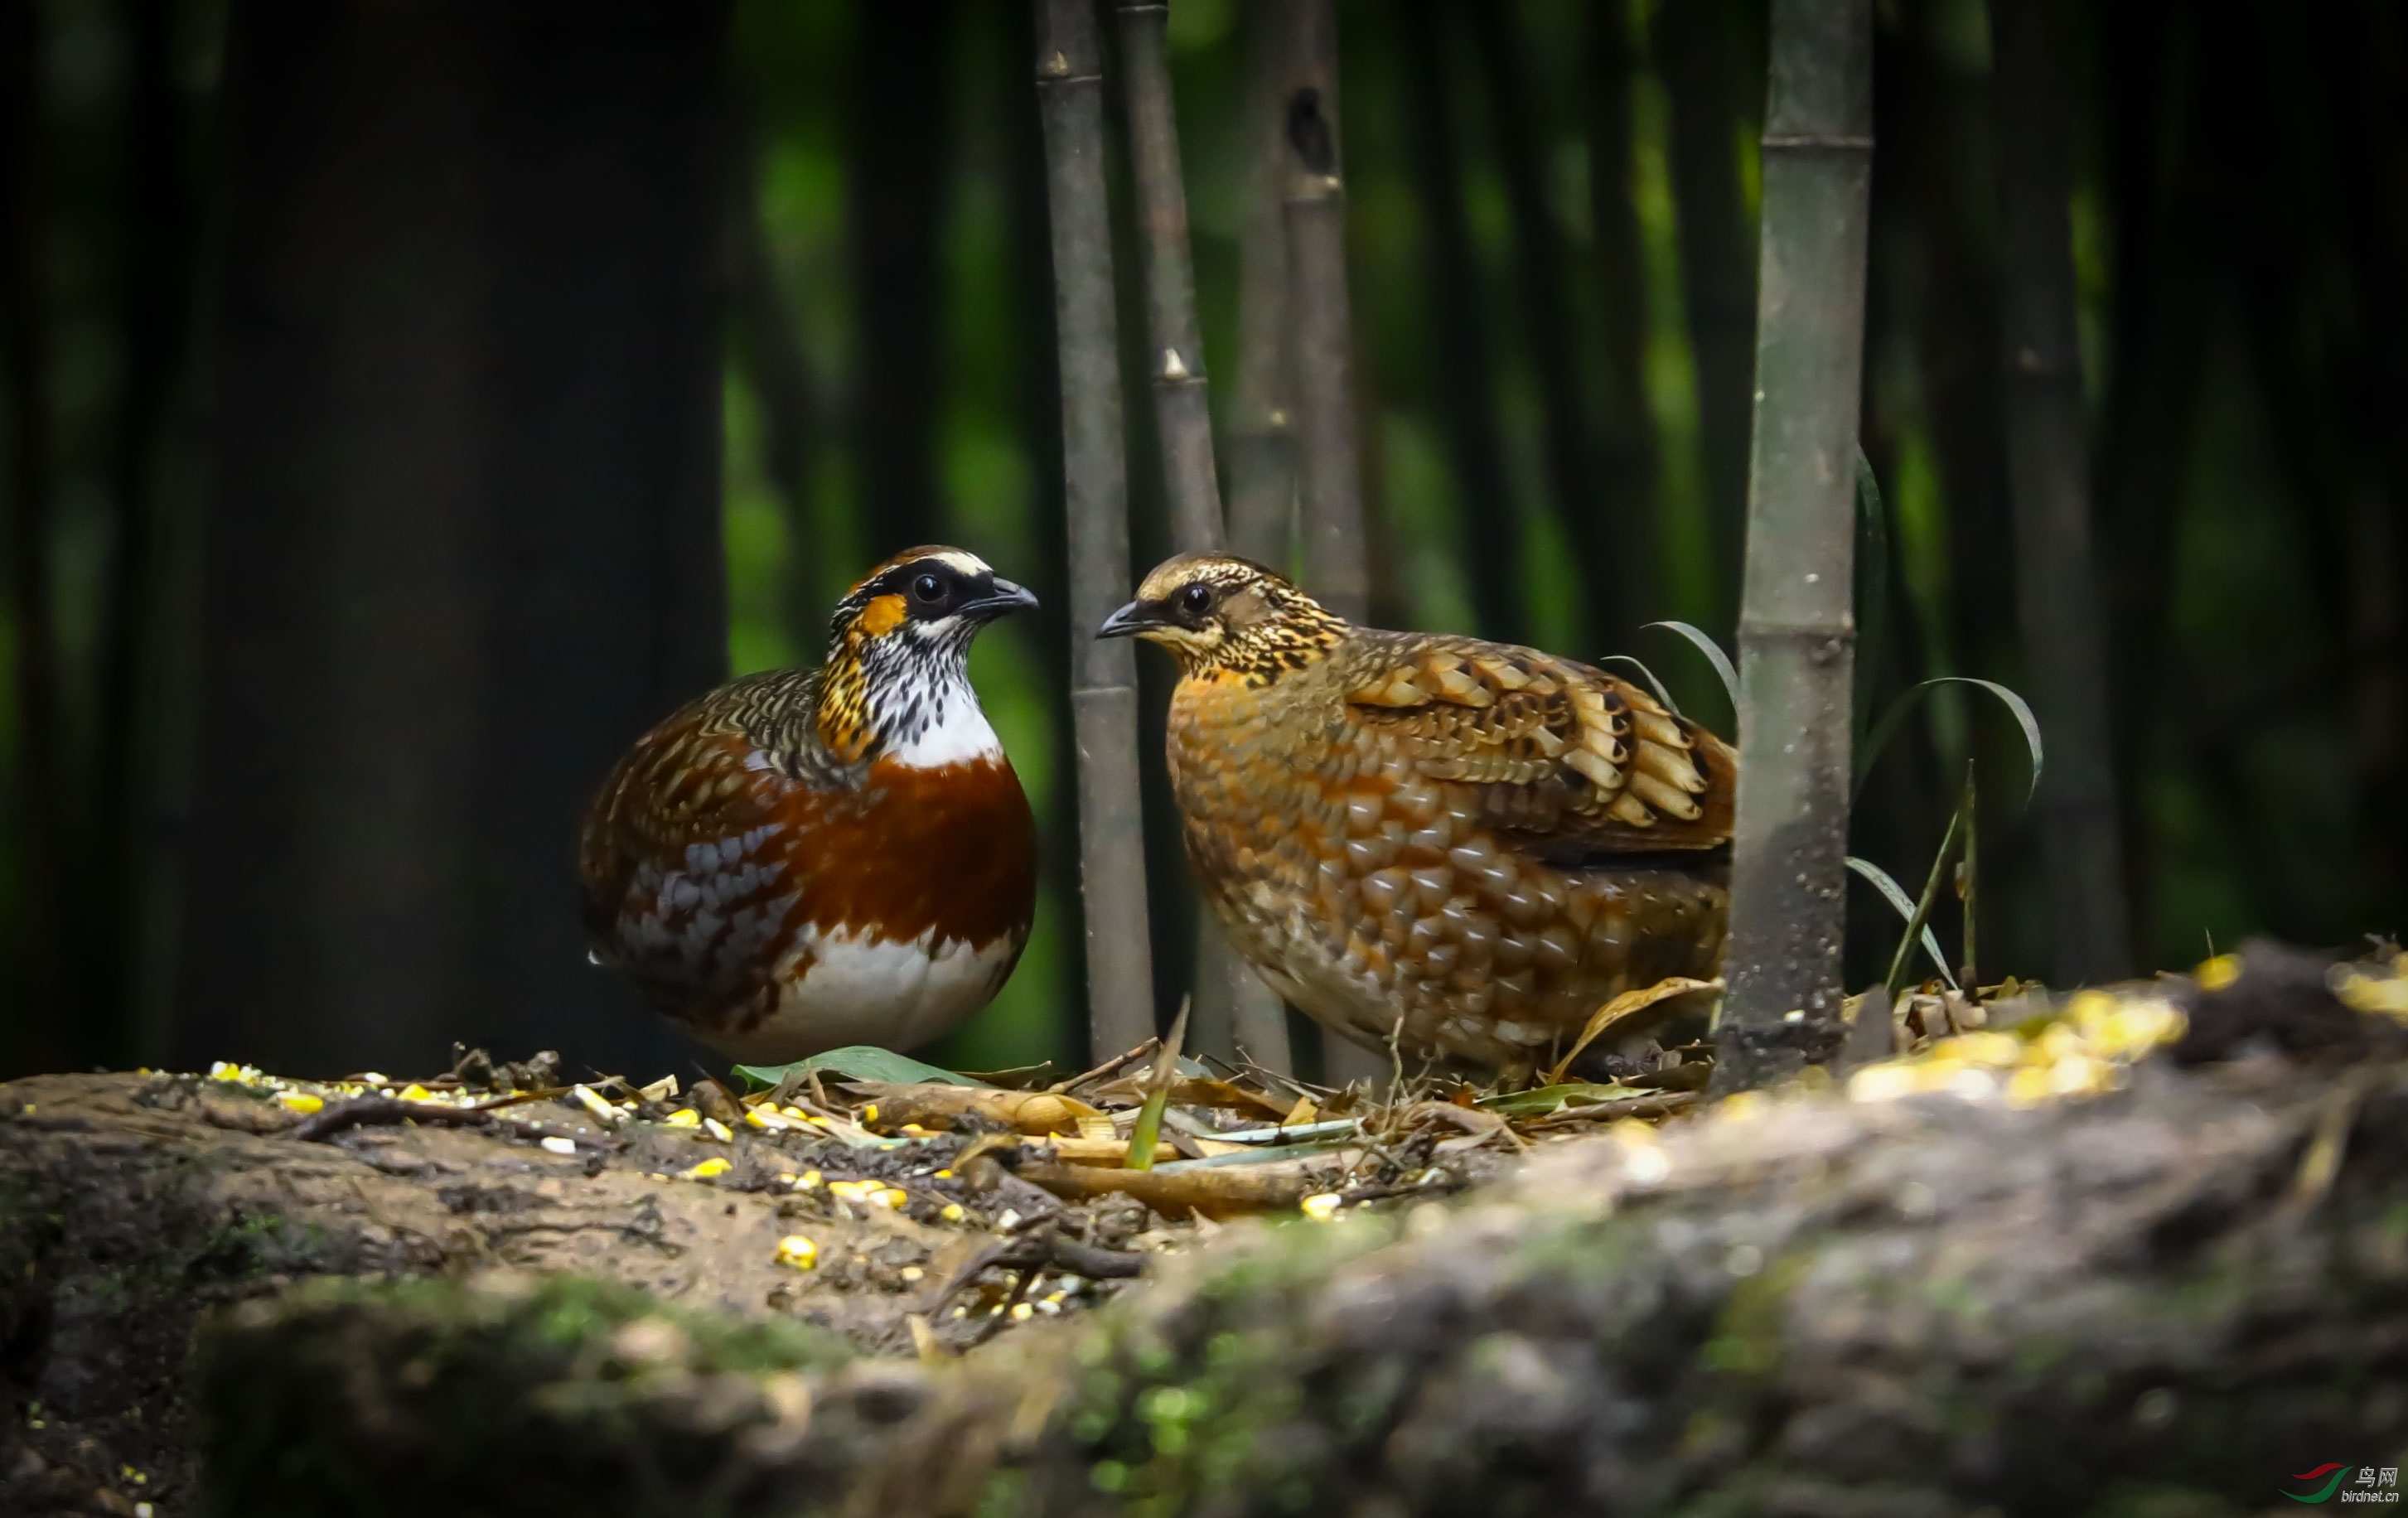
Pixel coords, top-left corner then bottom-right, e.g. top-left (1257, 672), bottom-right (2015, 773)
top-left (2, 0), bottom-right (2401, 1082)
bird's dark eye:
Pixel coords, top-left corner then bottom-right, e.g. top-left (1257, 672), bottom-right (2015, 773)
top-left (1179, 583), bottom-right (1215, 616)
top-left (911, 573), bottom-right (947, 604)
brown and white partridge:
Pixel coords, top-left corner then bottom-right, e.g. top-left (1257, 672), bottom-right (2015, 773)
top-left (580, 547), bottom-right (1039, 1063)
top-left (1100, 554), bottom-right (1733, 1074)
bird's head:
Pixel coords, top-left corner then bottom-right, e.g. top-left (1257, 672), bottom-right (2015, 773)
top-left (1097, 554), bottom-right (1347, 681)
top-left (817, 546), bottom-right (1036, 766)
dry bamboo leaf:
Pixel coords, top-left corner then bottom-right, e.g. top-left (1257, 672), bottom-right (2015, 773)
top-left (1542, 977), bottom-right (1723, 1086)
top-left (838, 1082), bottom-right (1101, 1137)
top-left (1012, 1155), bottom-right (1337, 1219)
top-left (1019, 1135), bottom-right (1177, 1167)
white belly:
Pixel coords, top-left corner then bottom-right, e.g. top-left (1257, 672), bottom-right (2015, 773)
top-left (717, 925), bottom-right (1020, 1063)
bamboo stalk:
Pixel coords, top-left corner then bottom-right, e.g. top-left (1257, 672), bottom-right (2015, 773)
top-left (1035, 0), bottom-right (1157, 1061)
top-left (1108, 0), bottom-right (1264, 1069)
top-left (1221, 0), bottom-right (1299, 1076)
top-left (1586, 0), bottom-right (1659, 631)
top-left (1275, 0), bottom-right (1380, 1086)
top-left (1110, 0), bottom-right (1221, 555)
top-left (1398, 0), bottom-right (1521, 645)
top-left (1465, 1), bottom-right (1609, 654)
top-left (1710, 0), bottom-right (1874, 1093)
top-left (1226, 0), bottom-right (1295, 574)
top-left (1276, 0), bottom-right (1367, 625)
top-left (1992, 0), bottom-right (2130, 985)
top-left (1, 0), bottom-right (71, 1066)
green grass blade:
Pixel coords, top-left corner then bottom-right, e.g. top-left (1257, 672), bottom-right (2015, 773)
top-left (1124, 998), bottom-right (1189, 1173)
top-left (1845, 855), bottom-right (1959, 991)
top-left (1877, 784), bottom-right (1971, 1001)
top-left (1641, 621), bottom-right (1739, 718)
top-left (1594, 655), bottom-right (1682, 718)
top-left (1855, 676), bottom-right (2044, 802)
top-left (1852, 447), bottom-right (1890, 745)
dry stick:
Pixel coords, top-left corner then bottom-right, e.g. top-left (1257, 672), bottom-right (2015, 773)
top-left (1216, 0), bottom-right (1300, 1076)
top-left (1036, 0), bottom-right (1157, 1061)
top-left (1277, 0), bottom-right (1384, 1089)
top-left (1710, 0), bottom-right (1874, 1094)
top-left (1110, 0), bottom-right (1259, 1071)
top-left (1992, 0), bottom-right (2130, 986)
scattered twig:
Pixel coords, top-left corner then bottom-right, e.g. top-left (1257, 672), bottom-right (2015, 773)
top-left (287, 1096), bottom-right (617, 1152)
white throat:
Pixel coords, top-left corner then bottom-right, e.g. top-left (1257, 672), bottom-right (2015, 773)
top-left (877, 670), bottom-right (1003, 770)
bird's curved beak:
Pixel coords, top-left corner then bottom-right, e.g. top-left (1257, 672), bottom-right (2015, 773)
top-left (964, 577), bottom-right (1040, 619)
top-left (1095, 598), bottom-right (1162, 639)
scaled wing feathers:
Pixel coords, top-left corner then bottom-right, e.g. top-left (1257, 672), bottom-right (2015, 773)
top-left (1343, 637), bottom-right (1733, 851)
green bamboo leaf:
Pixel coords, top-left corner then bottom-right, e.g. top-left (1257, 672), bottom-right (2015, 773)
top-left (733, 1046), bottom-right (990, 1092)
top-left (1852, 446), bottom-right (1890, 744)
top-left (1844, 855), bottom-right (1959, 990)
top-left (1594, 655), bottom-right (1682, 718)
top-left (1855, 677), bottom-right (2044, 802)
top-left (1641, 621), bottom-right (1739, 716)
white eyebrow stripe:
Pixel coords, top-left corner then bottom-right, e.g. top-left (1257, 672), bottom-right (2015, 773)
top-left (923, 550), bottom-right (988, 577)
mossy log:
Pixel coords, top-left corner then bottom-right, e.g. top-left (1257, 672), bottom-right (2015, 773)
top-left (9, 950), bottom-right (2408, 1516)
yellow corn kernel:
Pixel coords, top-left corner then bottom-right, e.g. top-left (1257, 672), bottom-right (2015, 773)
top-left (775, 1235), bottom-right (820, 1270)
top-left (275, 1092), bottom-right (324, 1115)
top-left (662, 1109), bottom-right (701, 1128)
top-left (1299, 1192), bottom-right (1342, 1221)
top-left (680, 1157), bottom-right (732, 1181)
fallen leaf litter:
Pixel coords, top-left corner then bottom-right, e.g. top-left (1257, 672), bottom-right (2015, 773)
top-left (161, 947), bottom-right (2408, 1345)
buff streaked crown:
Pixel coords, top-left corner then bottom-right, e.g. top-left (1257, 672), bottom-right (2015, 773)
top-left (1096, 553), bottom-right (1347, 684)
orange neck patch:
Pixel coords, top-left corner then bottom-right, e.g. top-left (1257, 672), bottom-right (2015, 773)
top-left (855, 593), bottom-right (908, 640)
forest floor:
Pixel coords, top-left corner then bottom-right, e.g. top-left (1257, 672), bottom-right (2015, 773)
top-left (3, 940), bottom-right (2406, 1516)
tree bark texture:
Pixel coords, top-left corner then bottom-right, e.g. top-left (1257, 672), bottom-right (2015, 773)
top-left (1037, 0), bottom-right (1158, 1061)
top-left (1715, 0), bottom-right (1873, 1090)
top-left (173, 1), bottom-right (730, 1080)
top-left (1991, 0), bottom-right (2130, 988)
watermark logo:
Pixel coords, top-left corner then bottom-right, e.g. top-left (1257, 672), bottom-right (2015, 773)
top-left (2283, 1466), bottom-right (2399, 1504)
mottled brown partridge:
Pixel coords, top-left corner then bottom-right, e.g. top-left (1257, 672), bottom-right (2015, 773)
top-left (581, 547), bottom-right (1039, 1063)
top-left (1100, 554), bottom-right (1733, 1073)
